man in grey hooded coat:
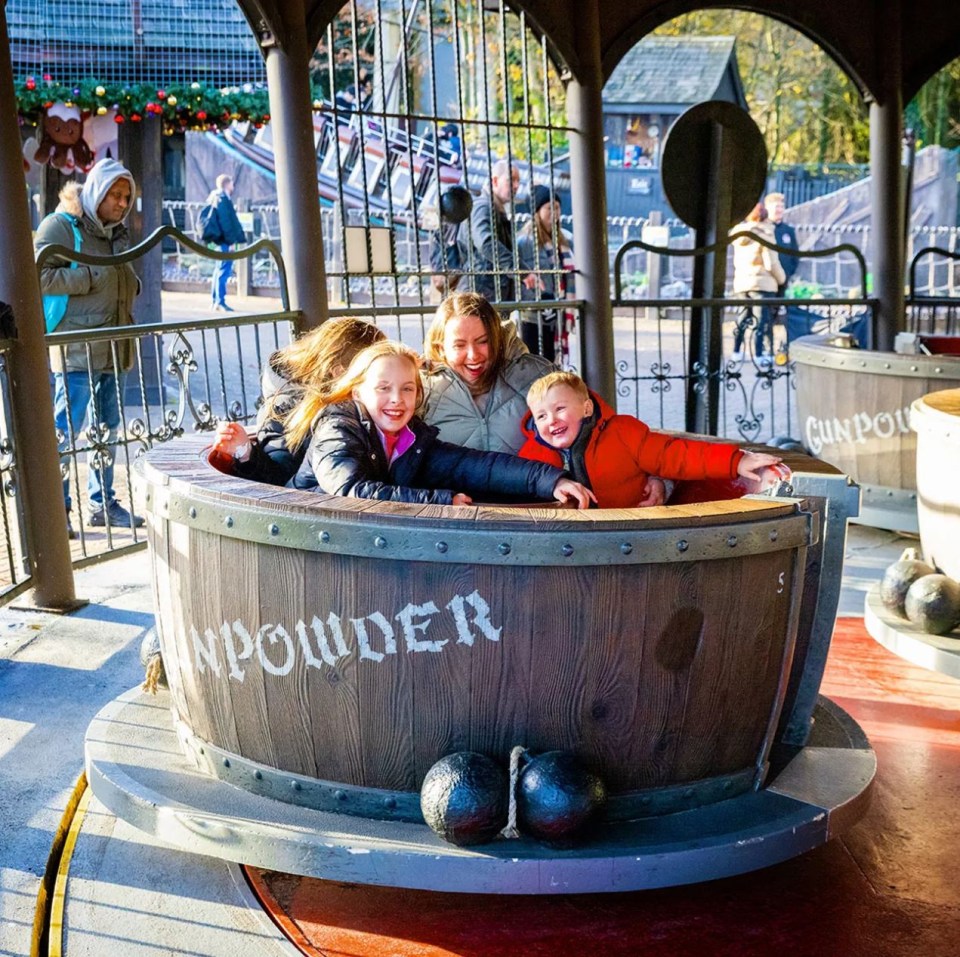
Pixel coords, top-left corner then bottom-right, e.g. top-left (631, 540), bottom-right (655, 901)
top-left (34, 157), bottom-right (143, 535)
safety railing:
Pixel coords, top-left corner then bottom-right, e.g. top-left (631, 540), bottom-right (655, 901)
top-left (908, 246), bottom-right (960, 335)
top-left (612, 234), bottom-right (876, 444)
top-left (0, 337), bottom-right (33, 603)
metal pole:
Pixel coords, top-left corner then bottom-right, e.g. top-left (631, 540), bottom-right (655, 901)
top-left (868, 1), bottom-right (904, 351)
top-left (263, 4), bottom-right (329, 332)
top-left (566, 0), bottom-right (615, 403)
top-left (0, 4), bottom-right (79, 609)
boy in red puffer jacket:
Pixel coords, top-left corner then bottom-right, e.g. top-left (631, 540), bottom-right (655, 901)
top-left (518, 372), bottom-right (781, 509)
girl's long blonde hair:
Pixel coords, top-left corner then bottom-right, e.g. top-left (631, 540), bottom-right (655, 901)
top-left (423, 292), bottom-right (507, 395)
top-left (285, 341), bottom-right (423, 448)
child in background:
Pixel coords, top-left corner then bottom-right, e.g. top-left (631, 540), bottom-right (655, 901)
top-left (519, 371), bottom-right (782, 509)
top-left (210, 317), bottom-right (386, 483)
top-left (287, 341), bottom-right (596, 508)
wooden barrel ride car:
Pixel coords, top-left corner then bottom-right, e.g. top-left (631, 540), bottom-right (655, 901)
top-left (130, 436), bottom-right (855, 822)
top-left (911, 388), bottom-right (960, 581)
top-left (792, 333), bottom-right (960, 530)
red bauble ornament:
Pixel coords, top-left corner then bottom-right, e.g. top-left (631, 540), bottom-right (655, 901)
top-left (114, 114), bottom-right (125, 124)
top-left (196, 110), bottom-right (207, 120)
top-left (130, 113), bottom-right (142, 122)
top-left (157, 89), bottom-right (166, 99)
top-left (25, 77), bottom-right (36, 91)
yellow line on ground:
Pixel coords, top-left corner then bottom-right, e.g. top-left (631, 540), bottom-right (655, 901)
top-left (31, 772), bottom-right (88, 957)
top-left (48, 783), bottom-right (91, 956)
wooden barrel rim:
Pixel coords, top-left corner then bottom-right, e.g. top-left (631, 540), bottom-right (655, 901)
top-left (134, 439), bottom-right (818, 566)
top-left (791, 334), bottom-right (960, 378)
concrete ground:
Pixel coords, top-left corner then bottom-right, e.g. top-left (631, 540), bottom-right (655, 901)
top-left (0, 521), bottom-right (913, 956)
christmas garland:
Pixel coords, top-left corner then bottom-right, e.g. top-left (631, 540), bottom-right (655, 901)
top-left (15, 77), bottom-right (276, 131)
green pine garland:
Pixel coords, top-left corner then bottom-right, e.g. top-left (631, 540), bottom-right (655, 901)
top-left (15, 76), bottom-right (282, 131)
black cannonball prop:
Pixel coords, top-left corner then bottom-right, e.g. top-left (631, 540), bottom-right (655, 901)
top-left (439, 185), bottom-right (473, 225)
top-left (420, 751), bottom-right (508, 846)
top-left (518, 751), bottom-right (606, 845)
top-left (879, 549), bottom-right (937, 617)
top-left (904, 574), bottom-right (960, 636)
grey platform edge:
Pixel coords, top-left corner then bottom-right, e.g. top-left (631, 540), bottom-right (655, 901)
top-left (864, 588), bottom-right (960, 680)
top-left (855, 484), bottom-right (919, 534)
top-left (85, 688), bottom-right (875, 895)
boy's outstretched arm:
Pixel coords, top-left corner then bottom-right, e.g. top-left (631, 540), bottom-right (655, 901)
top-left (737, 451), bottom-right (783, 481)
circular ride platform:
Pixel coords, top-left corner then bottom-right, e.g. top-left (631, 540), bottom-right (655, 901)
top-left (85, 686), bottom-right (875, 894)
top-left (864, 589), bottom-right (960, 680)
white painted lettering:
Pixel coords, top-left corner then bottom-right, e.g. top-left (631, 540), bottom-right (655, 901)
top-left (352, 611), bottom-right (397, 662)
top-left (853, 411), bottom-right (873, 444)
top-left (832, 418), bottom-right (852, 445)
top-left (256, 624), bottom-right (295, 676)
top-left (189, 625), bottom-right (222, 677)
top-left (874, 411), bottom-right (895, 439)
top-left (310, 613), bottom-right (349, 666)
top-left (447, 590), bottom-right (502, 645)
top-left (396, 601), bottom-right (446, 652)
top-left (804, 416), bottom-right (822, 455)
top-left (221, 621), bottom-right (254, 681)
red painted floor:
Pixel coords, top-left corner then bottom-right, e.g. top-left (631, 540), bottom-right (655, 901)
top-left (246, 619), bottom-right (960, 956)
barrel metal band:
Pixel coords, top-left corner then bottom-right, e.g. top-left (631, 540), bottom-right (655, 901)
top-left (140, 479), bottom-right (815, 566)
top-left (175, 717), bottom-right (756, 823)
top-left (791, 339), bottom-right (960, 379)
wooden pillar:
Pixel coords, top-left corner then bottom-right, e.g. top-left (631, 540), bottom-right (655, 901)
top-left (566, 0), bottom-right (614, 403)
top-left (869, 1), bottom-right (904, 351)
top-left (0, 4), bottom-right (78, 608)
top-left (262, 3), bottom-right (328, 331)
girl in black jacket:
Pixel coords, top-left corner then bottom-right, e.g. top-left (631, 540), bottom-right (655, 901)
top-left (286, 341), bottom-right (595, 508)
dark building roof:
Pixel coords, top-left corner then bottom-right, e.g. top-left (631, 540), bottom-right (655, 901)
top-left (604, 35), bottom-right (742, 108)
top-left (7, 0), bottom-right (265, 85)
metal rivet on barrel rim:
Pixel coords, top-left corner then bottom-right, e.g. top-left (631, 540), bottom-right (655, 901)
top-left (860, 360), bottom-right (866, 367)
top-left (334, 789), bottom-right (347, 802)
top-left (935, 367), bottom-right (943, 374)
top-left (375, 535), bottom-right (387, 549)
top-left (684, 788), bottom-right (695, 799)
top-left (727, 535), bottom-right (738, 547)
top-left (561, 543), bottom-right (574, 557)
top-left (498, 542), bottom-right (511, 555)
top-left (884, 362), bottom-right (891, 369)
top-left (911, 365), bottom-right (918, 372)
top-left (188, 506), bottom-right (197, 519)
top-left (319, 530), bottom-right (330, 543)
top-left (222, 758), bottom-right (230, 768)
top-left (291, 780), bottom-right (302, 791)
top-left (435, 541), bottom-right (448, 553)
top-left (620, 542), bottom-right (633, 555)
top-left (269, 523), bottom-right (280, 536)
top-left (383, 796), bottom-right (397, 810)
top-left (254, 770), bottom-right (263, 780)
top-left (769, 529), bottom-right (778, 542)
top-left (676, 539), bottom-right (689, 552)
top-left (224, 515), bottom-right (234, 528)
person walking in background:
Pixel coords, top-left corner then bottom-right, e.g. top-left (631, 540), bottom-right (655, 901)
top-left (517, 185), bottom-right (575, 364)
top-left (204, 174), bottom-right (247, 312)
top-left (34, 158), bottom-right (143, 535)
top-left (764, 192), bottom-right (799, 294)
top-left (730, 202), bottom-right (786, 365)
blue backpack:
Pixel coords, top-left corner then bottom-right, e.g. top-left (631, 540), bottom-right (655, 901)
top-left (41, 212), bottom-right (83, 333)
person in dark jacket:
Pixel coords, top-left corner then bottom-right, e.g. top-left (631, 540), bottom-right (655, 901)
top-left (764, 192), bottom-right (799, 294)
top-left (286, 340), bottom-right (594, 507)
top-left (211, 317), bottom-right (386, 484)
top-left (34, 157), bottom-right (142, 536)
top-left (205, 174), bottom-right (247, 312)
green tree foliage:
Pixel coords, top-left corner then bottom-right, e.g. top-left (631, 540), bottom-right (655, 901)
top-left (656, 11), bottom-right (870, 164)
top-left (907, 62), bottom-right (960, 151)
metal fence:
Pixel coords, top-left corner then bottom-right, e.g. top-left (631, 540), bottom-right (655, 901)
top-left (0, 339), bottom-right (32, 602)
top-left (611, 235), bottom-right (876, 444)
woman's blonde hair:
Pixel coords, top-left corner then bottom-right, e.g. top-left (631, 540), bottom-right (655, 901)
top-left (423, 292), bottom-right (507, 394)
top-left (285, 340), bottom-right (422, 448)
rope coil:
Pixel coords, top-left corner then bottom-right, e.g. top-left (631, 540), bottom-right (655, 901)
top-left (501, 745), bottom-right (527, 840)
